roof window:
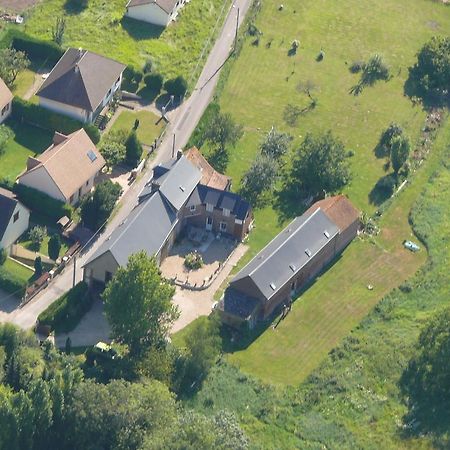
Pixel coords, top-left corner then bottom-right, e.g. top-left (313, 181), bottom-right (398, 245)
top-left (305, 249), bottom-right (312, 257)
top-left (270, 283), bottom-right (276, 290)
top-left (289, 264), bottom-right (296, 272)
top-left (324, 230), bottom-right (330, 238)
top-left (87, 150), bottom-right (97, 162)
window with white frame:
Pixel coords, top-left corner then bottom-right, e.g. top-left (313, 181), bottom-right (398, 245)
top-left (189, 205), bottom-right (196, 212)
top-left (222, 208), bottom-right (230, 217)
top-left (206, 203), bottom-right (214, 212)
top-left (219, 222), bottom-right (227, 232)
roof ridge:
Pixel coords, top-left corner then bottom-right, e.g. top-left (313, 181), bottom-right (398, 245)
top-left (76, 62), bottom-right (97, 111)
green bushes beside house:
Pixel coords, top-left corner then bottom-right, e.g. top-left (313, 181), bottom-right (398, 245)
top-left (37, 281), bottom-right (93, 333)
top-left (12, 98), bottom-right (100, 144)
top-left (0, 268), bottom-right (26, 297)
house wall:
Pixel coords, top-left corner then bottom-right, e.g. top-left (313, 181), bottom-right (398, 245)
top-left (39, 97), bottom-right (89, 123)
top-left (83, 251), bottom-right (120, 286)
top-left (0, 100), bottom-right (12, 124)
top-left (182, 204), bottom-right (250, 241)
top-left (18, 167), bottom-right (67, 203)
top-left (335, 218), bottom-right (359, 254)
top-left (126, 3), bottom-right (171, 26)
top-left (67, 173), bottom-right (97, 205)
top-left (0, 203), bottom-right (30, 250)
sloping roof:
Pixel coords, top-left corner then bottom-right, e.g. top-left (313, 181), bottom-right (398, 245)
top-left (186, 184), bottom-right (250, 220)
top-left (37, 48), bottom-right (126, 112)
top-left (84, 190), bottom-right (177, 267)
top-left (0, 188), bottom-right (18, 242)
top-left (18, 129), bottom-right (105, 199)
top-left (156, 156), bottom-right (202, 211)
top-left (185, 147), bottom-right (231, 191)
top-left (230, 208), bottom-right (340, 302)
top-left (0, 77), bottom-right (13, 108)
top-left (127, 0), bottom-right (178, 14)
top-left (306, 195), bottom-right (360, 232)
top-left (220, 288), bottom-right (260, 320)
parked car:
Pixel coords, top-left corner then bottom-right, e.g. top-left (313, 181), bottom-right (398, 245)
top-left (92, 342), bottom-right (118, 360)
top-left (403, 240), bottom-right (420, 252)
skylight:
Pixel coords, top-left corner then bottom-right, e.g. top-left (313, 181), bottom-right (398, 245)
top-left (289, 264), bottom-right (296, 272)
top-left (305, 249), bottom-right (312, 257)
top-left (270, 282), bottom-right (276, 290)
top-left (179, 185), bottom-right (185, 192)
top-left (87, 150), bottom-right (97, 162)
top-left (324, 230), bottom-right (330, 238)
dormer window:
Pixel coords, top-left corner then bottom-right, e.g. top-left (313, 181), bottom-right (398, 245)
top-left (222, 208), bottom-right (230, 217)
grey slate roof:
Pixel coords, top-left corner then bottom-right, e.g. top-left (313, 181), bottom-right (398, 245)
top-left (230, 208), bottom-right (339, 301)
top-left (220, 288), bottom-right (260, 320)
top-left (0, 188), bottom-right (18, 242)
top-left (84, 190), bottom-right (177, 267)
top-left (156, 156), bottom-right (201, 211)
top-left (186, 184), bottom-right (251, 220)
top-left (37, 48), bottom-right (126, 112)
top-left (127, 0), bottom-right (178, 15)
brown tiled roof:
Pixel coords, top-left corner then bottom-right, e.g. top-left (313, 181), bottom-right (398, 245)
top-left (0, 77), bottom-right (13, 108)
top-left (127, 0), bottom-right (177, 14)
top-left (37, 48), bottom-right (126, 113)
top-left (185, 147), bottom-right (231, 191)
top-left (307, 195), bottom-right (359, 232)
top-left (19, 129), bottom-right (105, 200)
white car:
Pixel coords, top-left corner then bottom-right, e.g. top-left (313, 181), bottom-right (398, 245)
top-left (403, 240), bottom-right (420, 252)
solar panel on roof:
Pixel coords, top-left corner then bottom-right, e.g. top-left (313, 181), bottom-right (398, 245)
top-left (87, 150), bottom-right (97, 162)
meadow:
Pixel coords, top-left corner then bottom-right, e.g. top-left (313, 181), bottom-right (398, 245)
top-left (188, 134), bottom-right (450, 448)
top-left (23, 0), bottom-right (231, 80)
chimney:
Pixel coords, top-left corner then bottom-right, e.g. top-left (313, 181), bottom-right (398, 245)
top-left (53, 132), bottom-right (68, 146)
top-left (176, 149), bottom-right (183, 160)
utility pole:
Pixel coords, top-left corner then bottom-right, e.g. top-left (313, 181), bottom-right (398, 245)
top-left (72, 255), bottom-right (76, 288)
top-left (172, 133), bottom-right (176, 158)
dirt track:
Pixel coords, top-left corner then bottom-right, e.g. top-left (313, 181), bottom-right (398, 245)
top-left (0, 0), bottom-right (39, 13)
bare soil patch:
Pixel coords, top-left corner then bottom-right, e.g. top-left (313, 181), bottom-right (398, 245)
top-left (0, 0), bottom-right (39, 13)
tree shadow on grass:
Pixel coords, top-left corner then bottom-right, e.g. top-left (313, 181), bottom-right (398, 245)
top-left (6, 119), bottom-right (53, 155)
top-left (63, 0), bottom-right (88, 15)
top-left (273, 187), bottom-right (308, 225)
top-left (368, 174), bottom-right (396, 206)
top-left (136, 86), bottom-right (159, 105)
top-left (121, 17), bottom-right (164, 40)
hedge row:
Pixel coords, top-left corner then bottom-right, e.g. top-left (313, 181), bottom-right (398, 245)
top-left (13, 184), bottom-right (73, 221)
top-left (37, 281), bottom-right (93, 333)
top-left (0, 268), bottom-right (26, 297)
top-left (0, 29), bottom-right (64, 65)
top-left (12, 97), bottom-right (100, 144)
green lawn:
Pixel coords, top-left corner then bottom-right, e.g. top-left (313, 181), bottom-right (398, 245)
top-left (3, 257), bottom-right (34, 284)
top-left (24, 0), bottom-right (231, 81)
top-left (110, 109), bottom-right (164, 145)
top-left (0, 120), bottom-right (53, 183)
top-left (18, 234), bottom-right (70, 260)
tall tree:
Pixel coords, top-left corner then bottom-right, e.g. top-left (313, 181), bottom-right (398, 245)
top-left (125, 131), bottom-right (143, 168)
top-left (103, 251), bottom-right (178, 356)
top-left (287, 131), bottom-right (351, 197)
top-left (390, 134), bottom-right (410, 175)
top-left (240, 155), bottom-right (278, 206)
top-left (52, 17), bottom-right (66, 46)
top-left (0, 48), bottom-right (30, 87)
top-left (48, 234), bottom-right (62, 261)
top-left (260, 126), bottom-right (292, 161)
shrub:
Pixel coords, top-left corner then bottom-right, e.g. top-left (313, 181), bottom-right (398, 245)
top-left (37, 281), bottom-right (93, 333)
top-left (28, 226), bottom-right (47, 250)
top-left (349, 60), bottom-right (365, 73)
top-left (184, 252), bottom-right (203, 270)
top-left (0, 267), bottom-right (25, 296)
top-left (34, 256), bottom-right (43, 277)
top-left (11, 97), bottom-right (100, 143)
top-left (143, 73), bottom-right (164, 93)
top-left (0, 249), bottom-right (7, 266)
top-left (361, 54), bottom-right (390, 85)
top-left (379, 123), bottom-right (403, 152)
top-left (122, 65), bottom-right (143, 92)
top-left (125, 131), bottom-right (143, 167)
top-left (13, 184), bottom-right (73, 221)
top-left (164, 76), bottom-right (188, 97)
top-left (143, 58), bottom-right (153, 73)
top-left (48, 234), bottom-right (61, 261)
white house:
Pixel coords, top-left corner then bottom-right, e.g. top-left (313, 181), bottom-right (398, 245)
top-left (125, 0), bottom-right (187, 27)
top-left (36, 48), bottom-right (126, 124)
top-left (0, 77), bottom-right (13, 124)
top-left (0, 187), bottom-right (30, 252)
top-left (17, 129), bottom-right (105, 205)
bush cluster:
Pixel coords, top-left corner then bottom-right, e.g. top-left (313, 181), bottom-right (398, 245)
top-left (0, 29), bottom-right (64, 65)
top-left (0, 268), bottom-right (26, 296)
top-left (184, 252), bottom-right (204, 270)
top-left (37, 281), bottom-right (93, 333)
top-left (13, 184), bottom-right (73, 221)
top-left (12, 98), bottom-right (100, 144)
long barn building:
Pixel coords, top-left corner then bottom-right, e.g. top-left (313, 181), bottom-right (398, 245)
top-left (219, 195), bottom-right (359, 329)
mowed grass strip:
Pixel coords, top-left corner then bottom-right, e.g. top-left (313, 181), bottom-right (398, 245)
top-left (24, 0), bottom-right (230, 80)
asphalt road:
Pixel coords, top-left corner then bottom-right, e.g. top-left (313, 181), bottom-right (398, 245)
top-left (1, 0), bottom-right (253, 330)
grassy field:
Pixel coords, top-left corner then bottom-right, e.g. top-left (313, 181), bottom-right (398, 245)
top-left (24, 0), bottom-right (231, 80)
top-left (18, 234), bottom-right (70, 260)
top-left (188, 0), bottom-right (450, 383)
top-left (188, 133), bottom-right (450, 449)
top-left (3, 257), bottom-right (34, 284)
top-left (0, 120), bottom-right (53, 183)
top-left (110, 109), bottom-right (164, 145)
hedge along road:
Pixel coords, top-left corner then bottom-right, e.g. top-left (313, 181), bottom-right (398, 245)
top-left (2, 0), bottom-right (253, 332)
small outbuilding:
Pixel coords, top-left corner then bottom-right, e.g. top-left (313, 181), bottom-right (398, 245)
top-left (219, 195), bottom-right (360, 329)
top-left (125, 0), bottom-right (188, 27)
top-left (0, 77), bottom-right (13, 124)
